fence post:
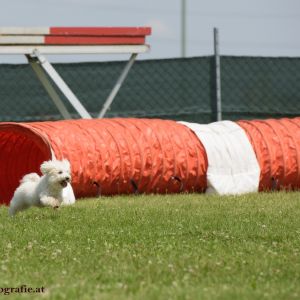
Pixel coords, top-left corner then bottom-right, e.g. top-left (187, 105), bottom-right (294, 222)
top-left (214, 27), bottom-right (222, 121)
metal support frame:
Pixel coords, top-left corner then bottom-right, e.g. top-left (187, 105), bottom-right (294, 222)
top-left (23, 49), bottom-right (141, 120)
top-left (29, 50), bottom-right (92, 119)
top-left (98, 53), bottom-right (137, 118)
top-left (26, 55), bottom-right (72, 119)
top-left (0, 43), bottom-right (149, 120)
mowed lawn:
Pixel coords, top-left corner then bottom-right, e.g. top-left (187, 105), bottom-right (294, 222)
top-left (0, 192), bottom-right (300, 300)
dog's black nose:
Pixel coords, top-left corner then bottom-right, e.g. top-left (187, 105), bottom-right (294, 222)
top-left (66, 176), bottom-right (70, 181)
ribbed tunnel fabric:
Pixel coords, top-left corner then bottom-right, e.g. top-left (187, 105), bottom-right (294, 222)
top-left (237, 117), bottom-right (300, 191)
top-left (0, 119), bottom-right (208, 205)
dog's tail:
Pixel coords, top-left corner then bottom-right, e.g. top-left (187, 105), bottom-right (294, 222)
top-left (20, 173), bottom-right (40, 183)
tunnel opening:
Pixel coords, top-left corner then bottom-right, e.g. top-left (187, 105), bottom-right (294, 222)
top-left (0, 124), bottom-right (52, 205)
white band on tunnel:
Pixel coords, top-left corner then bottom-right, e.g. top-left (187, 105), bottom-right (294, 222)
top-left (179, 120), bottom-right (260, 195)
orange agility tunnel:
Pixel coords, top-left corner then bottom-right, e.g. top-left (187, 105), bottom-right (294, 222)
top-left (1, 117), bottom-right (300, 206)
top-left (237, 118), bottom-right (300, 191)
top-left (0, 118), bottom-right (208, 205)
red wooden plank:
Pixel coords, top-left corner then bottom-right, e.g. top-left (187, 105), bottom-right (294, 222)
top-left (44, 36), bottom-right (146, 45)
top-left (50, 27), bottom-right (151, 36)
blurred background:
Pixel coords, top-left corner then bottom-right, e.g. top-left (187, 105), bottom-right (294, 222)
top-left (0, 0), bottom-right (299, 122)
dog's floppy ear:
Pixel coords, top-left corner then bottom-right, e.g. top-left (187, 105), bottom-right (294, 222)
top-left (40, 160), bottom-right (54, 175)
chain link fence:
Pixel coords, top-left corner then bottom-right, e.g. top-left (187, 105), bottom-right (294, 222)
top-left (0, 56), bottom-right (299, 122)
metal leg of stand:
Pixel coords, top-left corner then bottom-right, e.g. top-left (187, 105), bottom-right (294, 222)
top-left (26, 55), bottom-right (72, 119)
top-left (30, 49), bottom-right (92, 119)
top-left (98, 53), bottom-right (137, 118)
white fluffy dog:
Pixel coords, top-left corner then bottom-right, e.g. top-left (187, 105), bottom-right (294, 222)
top-left (9, 159), bottom-right (75, 216)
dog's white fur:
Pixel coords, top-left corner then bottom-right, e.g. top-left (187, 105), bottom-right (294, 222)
top-left (9, 159), bottom-right (75, 216)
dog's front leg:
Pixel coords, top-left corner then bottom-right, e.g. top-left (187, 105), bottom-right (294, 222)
top-left (40, 196), bottom-right (60, 208)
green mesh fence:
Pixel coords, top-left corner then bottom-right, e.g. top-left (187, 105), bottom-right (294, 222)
top-left (0, 56), bottom-right (299, 123)
top-left (221, 57), bottom-right (300, 120)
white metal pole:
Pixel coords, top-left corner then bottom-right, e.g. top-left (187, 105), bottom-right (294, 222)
top-left (181, 0), bottom-right (187, 57)
top-left (32, 50), bottom-right (92, 119)
top-left (214, 27), bottom-right (222, 121)
top-left (27, 55), bottom-right (72, 119)
top-left (98, 53), bottom-right (137, 118)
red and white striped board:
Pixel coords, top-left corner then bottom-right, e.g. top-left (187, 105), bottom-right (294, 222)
top-left (0, 27), bottom-right (151, 45)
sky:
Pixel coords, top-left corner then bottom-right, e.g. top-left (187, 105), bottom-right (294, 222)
top-left (0, 0), bottom-right (299, 63)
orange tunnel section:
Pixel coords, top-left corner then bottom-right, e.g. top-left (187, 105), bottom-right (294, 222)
top-left (237, 117), bottom-right (300, 191)
top-left (0, 119), bottom-right (208, 205)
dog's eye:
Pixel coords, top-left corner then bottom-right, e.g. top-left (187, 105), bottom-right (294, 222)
top-left (58, 171), bottom-right (63, 174)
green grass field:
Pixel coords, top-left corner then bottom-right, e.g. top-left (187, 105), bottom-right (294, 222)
top-left (0, 192), bottom-right (300, 300)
